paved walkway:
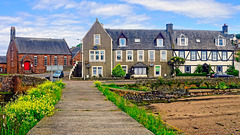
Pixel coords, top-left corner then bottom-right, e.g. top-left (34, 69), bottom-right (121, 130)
top-left (28, 81), bottom-right (153, 135)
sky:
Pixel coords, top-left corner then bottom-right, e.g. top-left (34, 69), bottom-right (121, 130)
top-left (1, 0), bottom-right (240, 56)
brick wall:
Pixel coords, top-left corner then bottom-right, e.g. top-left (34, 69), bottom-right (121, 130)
top-left (0, 63), bottom-right (7, 74)
top-left (7, 40), bottom-right (18, 74)
top-left (72, 51), bottom-right (82, 65)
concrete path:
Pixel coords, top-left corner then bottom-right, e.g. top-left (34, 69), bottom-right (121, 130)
top-left (28, 81), bottom-right (153, 135)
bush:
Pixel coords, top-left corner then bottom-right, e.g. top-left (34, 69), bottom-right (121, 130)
top-left (227, 70), bottom-right (239, 76)
top-left (94, 81), bottom-right (102, 87)
top-left (1, 80), bottom-right (64, 135)
top-left (112, 64), bottom-right (126, 77)
top-left (194, 65), bottom-right (203, 73)
top-left (177, 72), bottom-right (207, 76)
top-left (175, 68), bottom-right (182, 74)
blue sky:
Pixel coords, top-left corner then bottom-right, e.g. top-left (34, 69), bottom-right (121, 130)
top-left (0, 0), bottom-right (240, 55)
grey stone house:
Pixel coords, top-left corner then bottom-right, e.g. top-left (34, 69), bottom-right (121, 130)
top-left (82, 19), bottom-right (172, 78)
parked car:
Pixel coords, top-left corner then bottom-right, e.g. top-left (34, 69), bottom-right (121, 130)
top-left (211, 72), bottom-right (234, 78)
top-left (53, 70), bottom-right (64, 78)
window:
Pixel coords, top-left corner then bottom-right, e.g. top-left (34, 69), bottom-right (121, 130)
top-left (201, 51), bottom-right (207, 61)
top-left (216, 35), bottom-right (225, 46)
top-left (178, 34), bottom-right (188, 46)
top-left (161, 50), bottom-right (167, 61)
top-left (94, 34), bottom-right (100, 45)
top-left (154, 65), bottom-right (161, 76)
top-left (44, 56), bottom-right (47, 66)
top-left (121, 65), bottom-right (128, 73)
top-left (64, 56), bottom-right (67, 66)
top-left (212, 51), bottom-right (218, 61)
top-left (92, 66), bottom-right (103, 76)
top-left (0, 67), bottom-right (2, 72)
top-left (89, 50), bottom-right (105, 62)
top-left (148, 50), bottom-right (155, 61)
top-left (196, 39), bottom-right (201, 42)
top-left (137, 50), bottom-right (144, 61)
top-left (179, 51), bottom-right (185, 58)
top-left (126, 50), bottom-right (133, 61)
top-left (119, 38), bottom-right (126, 46)
top-left (185, 66), bottom-right (191, 73)
top-left (217, 66), bottom-right (222, 73)
top-left (54, 56), bottom-right (58, 65)
top-left (135, 38), bottom-right (140, 43)
top-left (156, 39), bottom-right (163, 47)
top-left (116, 50), bottom-right (122, 61)
top-left (134, 68), bottom-right (146, 75)
top-left (190, 51), bottom-right (197, 61)
top-left (34, 56), bottom-right (37, 66)
top-left (222, 51), bottom-right (227, 61)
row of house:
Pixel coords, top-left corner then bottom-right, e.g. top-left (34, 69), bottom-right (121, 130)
top-left (1, 27), bottom-right (82, 74)
top-left (81, 19), bottom-right (235, 78)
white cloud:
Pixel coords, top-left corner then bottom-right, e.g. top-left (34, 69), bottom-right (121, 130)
top-left (123, 0), bottom-right (240, 20)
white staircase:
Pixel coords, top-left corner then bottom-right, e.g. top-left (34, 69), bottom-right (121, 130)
top-left (69, 61), bottom-right (80, 80)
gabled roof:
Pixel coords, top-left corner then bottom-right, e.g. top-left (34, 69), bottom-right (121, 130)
top-left (14, 37), bottom-right (71, 55)
top-left (132, 62), bottom-right (148, 68)
top-left (171, 30), bottom-right (234, 50)
top-left (71, 47), bottom-right (81, 59)
top-left (0, 56), bottom-right (6, 64)
top-left (105, 29), bottom-right (172, 50)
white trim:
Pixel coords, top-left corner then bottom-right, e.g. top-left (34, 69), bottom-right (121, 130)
top-left (89, 50), bottom-right (105, 62)
top-left (34, 56), bottom-right (37, 66)
top-left (160, 50), bottom-right (167, 62)
top-left (119, 38), bottom-right (126, 47)
top-left (154, 65), bottom-right (161, 77)
top-left (92, 66), bottom-right (103, 77)
top-left (177, 34), bottom-right (188, 46)
top-left (156, 39), bottom-right (164, 47)
top-left (121, 65), bottom-right (128, 73)
top-left (137, 50), bottom-right (144, 62)
top-left (126, 50), bottom-right (133, 62)
top-left (94, 34), bottom-right (101, 45)
top-left (116, 50), bottom-right (122, 61)
top-left (148, 50), bottom-right (155, 62)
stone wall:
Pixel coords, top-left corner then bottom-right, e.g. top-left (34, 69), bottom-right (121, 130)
top-left (0, 75), bottom-right (46, 93)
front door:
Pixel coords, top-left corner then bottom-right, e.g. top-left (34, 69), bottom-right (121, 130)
top-left (24, 61), bottom-right (30, 70)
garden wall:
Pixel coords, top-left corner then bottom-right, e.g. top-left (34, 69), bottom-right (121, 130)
top-left (0, 75), bottom-right (46, 93)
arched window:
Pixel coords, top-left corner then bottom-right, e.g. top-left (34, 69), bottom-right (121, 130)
top-left (216, 35), bottom-right (225, 46)
top-left (177, 34), bottom-right (188, 46)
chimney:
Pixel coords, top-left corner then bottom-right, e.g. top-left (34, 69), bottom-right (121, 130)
top-left (10, 26), bottom-right (16, 41)
top-left (166, 23), bottom-right (173, 33)
top-left (222, 23), bottom-right (228, 34)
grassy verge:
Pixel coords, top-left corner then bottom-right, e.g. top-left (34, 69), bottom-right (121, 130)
top-left (95, 81), bottom-right (176, 135)
top-left (0, 80), bottom-right (65, 135)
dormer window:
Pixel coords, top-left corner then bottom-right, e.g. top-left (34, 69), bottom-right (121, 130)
top-left (156, 39), bottom-right (163, 47)
top-left (94, 34), bottom-right (100, 45)
top-left (177, 34), bottom-right (188, 46)
top-left (119, 38), bottom-right (126, 46)
top-left (135, 38), bottom-right (140, 43)
top-left (215, 35), bottom-right (226, 46)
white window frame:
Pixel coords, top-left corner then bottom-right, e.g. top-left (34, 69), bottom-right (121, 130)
top-left (126, 50), bottom-right (133, 62)
top-left (154, 65), bottom-right (161, 76)
top-left (160, 50), bottom-right (167, 62)
top-left (179, 51), bottom-right (185, 58)
top-left (134, 67), bottom-right (147, 75)
top-left (44, 56), bottom-right (47, 66)
top-left (64, 56), bottom-right (67, 66)
top-left (92, 66), bottom-right (103, 76)
top-left (156, 39), bottom-right (163, 47)
top-left (54, 56), bottom-right (58, 65)
top-left (89, 50), bottom-right (105, 62)
top-left (177, 34), bottom-right (188, 46)
top-left (137, 50), bottom-right (144, 62)
top-left (121, 65), bottom-right (128, 73)
top-left (116, 50), bottom-right (122, 61)
top-left (134, 38), bottom-right (140, 43)
top-left (119, 38), bottom-right (126, 47)
top-left (94, 34), bottom-right (100, 45)
top-left (222, 51), bottom-right (227, 61)
top-left (201, 51), bottom-right (207, 61)
top-left (190, 51), bottom-right (197, 61)
top-left (216, 35), bottom-right (226, 46)
top-left (34, 56), bottom-right (37, 66)
top-left (148, 50), bottom-right (155, 61)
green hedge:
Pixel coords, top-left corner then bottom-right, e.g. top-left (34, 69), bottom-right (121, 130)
top-left (177, 72), bottom-right (207, 76)
top-left (227, 70), bottom-right (239, 76)
top-left (1, 80), bottom-right (65, 135)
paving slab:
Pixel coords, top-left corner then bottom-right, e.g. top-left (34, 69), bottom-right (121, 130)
top-left (28, 81), bottom-right (153, 135)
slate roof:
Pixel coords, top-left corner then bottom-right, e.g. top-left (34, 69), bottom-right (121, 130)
top-left (71, 47), bottom-right (81, 59)
top-left (14, 37), bottom-right (71, 55)
top-left (171, 30), bottom-right (234, 51)
top-left (132, 62), bottom-right (148, 68)
top-left (0, 56), bottom-right (6, 64)
top-left (105, 29), bottom-right (172, 50)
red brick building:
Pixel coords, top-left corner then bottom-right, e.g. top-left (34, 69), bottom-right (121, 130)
top-left (0, 56), bottom-right (7, 74)
top-left (71, 47), bottom-right (82, 65)
top-left (7, 27), bottom-right (72, 74)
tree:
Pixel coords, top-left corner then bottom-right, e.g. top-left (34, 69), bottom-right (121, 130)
top-left (170, 56), bottom-right (185, 69)
top-left (112, 64), bottom-right (126, 77)
top-left (76, 43), bottom-right (82, 47)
